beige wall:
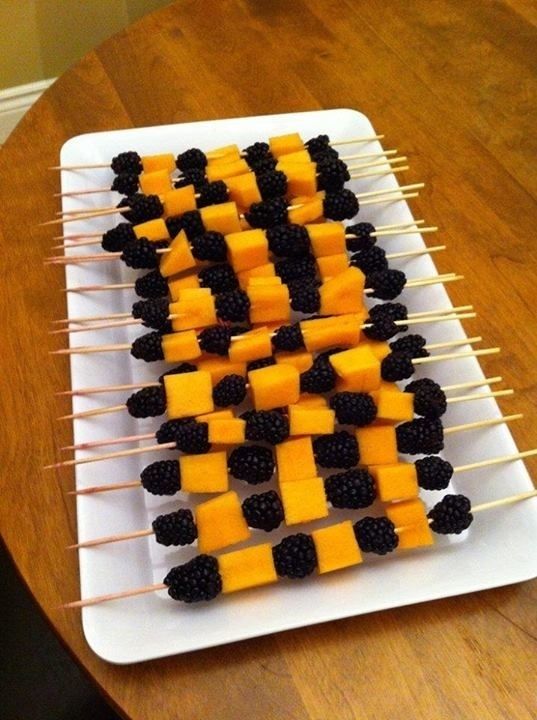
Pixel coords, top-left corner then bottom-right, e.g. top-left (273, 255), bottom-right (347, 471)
top-left (0, 0), bottom-right (170, 90)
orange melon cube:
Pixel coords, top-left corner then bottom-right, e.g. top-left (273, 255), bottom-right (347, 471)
top-left (300, 314), bottom-right (362, 353)
top-left (163, 186), bottom-right (197, 217)
top-left (163, 370), bottom-right (214, 419)
top-left (276, 437), bottom-right (316, 483)
top-left (279, 162), bottom-right (317, 197)
top-left (197, 356), bottom-right (246, 383)
top-left (167, 272), bottom-right (200, 301)
top-left (208, 418), bottom-right (246, 445)
top-left (248, 284), bottom-right (290, 324)
top-left (363, 340), bottom-right (390, 360)
top-left (276, 351), bottom-right (313, 374)
top-left (269, 133), bottom-right (304, 158)
top-left (305, 222), bottom-right (346, 257)
top-left (225, 173), bottom-right (262, 208)
top-left (206, 144), bottom-right (241, 162)
top-left (386, 499), bottom-right (435, 550)
top-left (370, 463), bottom-right (419, 502)
top-left (218, 543), bottom-right (278, 594)
top-left (179, 451), bottom-right (229, 493)
top-left (170, 293), bottom-right (216, 332)
top-left (287, 197), bottom-right (323, 225)
top-left (247, 276), bottom-right (282, 287)
top-left (319, 267), bottom-right (365, 315)
top-left (371, 389), bottom-right (414, 423)
top-left (236, 263), bottom-right (276, 289)
top-left (161, 330), bottom-right (201, 363)
top-left (248, 363), bottom-right (300, 411)
top-left (317, 253), bottom-right (349, 280)
top-left (355, 425), bottom-right (398, 466)
top-left (280, 476), bottom-right (328, 525)
top-left (141, 153), bottom-right (176, 173)
top-left (289, 406), bottom-right (335, 436)
top-left (196, 409), bottom-right (234, 422)
top-left (228, 327), bottom-right (272, 363)
top-left (200, 202), bottom-right (242, 235)
top-left (312, 521), bottom-right (362, 574)
top-left (276, 149), bottom-right (311, 164)
top-left (133, 218), bottom-right (169, 242)
top-left (295, 394), bottom-right (328, 409)
top-left (206, 159), bottom-right (250, 183)
top-left (225, 229), bottom-right (269, 272)
top-left (329, 345), bottom-right (381, 392)
top-left (159, 230), bottom-right (196, 278)
top-left (139, 169), bottom-right (173, 196)
top-left (195, 491), bottom-right (251, 552)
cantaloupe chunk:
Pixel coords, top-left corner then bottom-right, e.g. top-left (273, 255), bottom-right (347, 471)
top-left (163, 186), bottom-right (197, 217)
top-left (280, 476), bottom-right (328, 525)
top-left (300, 314), bottom-right (363, 353)
top-left (269, 133), bottom-right (304, 158)
top-left (247, 276), bottom-right (282, 287)
top-left (161, 330), bottom-right (201, 363)
top-left (208, 418), bottom-right (246, 445)
top-left (278, 162), bottom-right (317, 197)
top-left (329, 345), bottom-right (381, 392)
top-left (363, 340), bottom-right (390, 361)
top-left (196, 409), bottom-right (234, 422)
top-left (197, 356), bottom-right (246, 383)
top-left (206, 144), bottom-right (241, 162)
top-left (139, 169), bottom-right (173, 196)
top-left (237, 262), bottom-right (276, 289)
top-left (386, 499), bottom-right (435, 550)
top-left (218, 543), bottom-right (277, 594)
top-left (248, 363), bottom-right (299, 411)
top-left (370, 389), bottom-right (414, 423)
top-left (159, 229), bottom-right (196, 278)
top-left (180, 451), bottom-right (229, 493)
top-left (141, 153), bottom-right (176, 173)
top-left (133, 218), bottom-right (169, 242)
top-left (355, 424), bottom-right (398, 466)
top-left (305, 222), bottom-right (346, 257)
top-left (295, 394), bottom-right (328, 409)
top-left (225, 229), bottom-right (269, 272)
top-left (206, 159), bottom-right (250, 183)
top-left (167, 272), bottom-right (200, 301)
top-left (248, 284), bottom-right (290, 324)
top-left (276, 437), bottom-right (316, 483)
top-left (319, 267), bottom-right (365, 315)
top-left (276, 351), bottom-right (313, 374)
top-left (200, 202), bottom-right (242, 235)
top-left (196, 491), bottom-right (251, 552)
top-left (170, 293), bottom-right (217, 332)
top-left (312, 521), bottom-right (362, 574)
top-left (287, 197), bottom-right (323, 225)
top-left (289, 406), bottom-right (335, 436)
top-left (370, 463), bottom-right (419, 502)
top-left (276, 149), bottom-right (311, 164)
top-left (163, 370), bottom-right (214, 419)
top-left (228, 327), bottom-right (272, 363)
top-left (225, 173), bottom-right (262, 208)
top-left (317, 254), bottom-right (349, 280)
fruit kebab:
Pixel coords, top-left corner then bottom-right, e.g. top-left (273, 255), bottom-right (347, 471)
top-left (61, 489), bottom-right (537, 609)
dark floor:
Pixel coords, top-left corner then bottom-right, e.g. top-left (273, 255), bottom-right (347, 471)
top-left (0, 540), bottom-right (121, 720)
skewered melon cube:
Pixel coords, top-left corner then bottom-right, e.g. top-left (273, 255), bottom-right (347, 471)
top-left (228, 327), bottom-right (272, 363)
top-left (278, 162), bottom-right (317, 197)
top-left (208, 418), bottom-right (246, 445)
top-left (247, 276), bottom-right (282, 287)
top-left (280, 476), bottom-right (328, 525)
top-left (269, 133), bottom-right (304, 158)
top-left (248, 284), bottom-right (290, 324)
top-left (225, 229), bottom-right (269, 272)
top-left (300, 314), bottom-right (362, 353)
top-left (141, 153), bottom-right (175, 173)
top-left (248, 363), bottom-right (299, 411)
top-left (287, 197), bottom-right (323, 225)
top-left (329, 345), bottom-right (381, 392)
top-left (295, 394), bottom-right (328, 408)
top-left (355, 424), bottom-right (398, 466)
top-left (218, 543), bottom-right (278, 594)
top-left (196, 409), bottom-right (234, 422)
top-left (237, 262), bottom-right (276, 289)
top-left (163, 370), bottom-right (214, 419)
top-left (180, 451), bottom-right (229, 493)
top-left (167, 272), bottom-right (200, 301)
top-left (386, 499), bottom-right (435, 550)
top-left (312, 521), bottom-right (362, 574)
top-left (133, 218), bottom-right (169, 242)
top-left (225, 173), bottom-right (262, 208)
top-left (317, 254), bottom-right (349, 280)
top-left (370, 389), bottom-right (414, 423)
top-left (161, 330), bottom-right (201, 362)
top-left (197, 356), bottom-right (246, 383)
top-left (170, 293), bottom-right (217, 332)
top-left (363, 340), bottom-right (390, 360)
top-left (289, 405), bottom-right (335, 436)
top-left (159, 229), bottom-right (196, 278)
top-left (200, 202), bottom-right (242, 235)
top-left (276, 149), bottom-right (311, 164)
top-left (139, 169), bottom-right (173, 196)
top-left (305, 223), bottom-right (346, 257)
top-left (370, 463), bottom-right (419, 502)
top-left (206, 159), bottom-right (250, 183)
top-left (196, 491), bottom-right (251, 552)
top-left (163, 186), bottom-right (197, 217)
top-left (276, 437), bottom-right (316, 483)
top-left (319, 267), bottom-right (365, 315)
top-left (206, 144), bottom-right (241, 162)
top-left (276, 351), bottom-right (313, 373)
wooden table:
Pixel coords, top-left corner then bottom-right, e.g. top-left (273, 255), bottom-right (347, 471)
top-left (1, 1), bottom-right (536, 718)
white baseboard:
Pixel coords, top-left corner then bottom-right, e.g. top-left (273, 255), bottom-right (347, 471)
top-left (0, 78), bottom-right (56, 143)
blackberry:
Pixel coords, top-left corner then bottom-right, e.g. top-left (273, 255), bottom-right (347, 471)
top-left (272, 534), bottom-right (317, 579)
top-left (370, 302), bottom-right (408, 325)
top-left (215, 289), bottom-right (250, 322)
top-left (366, 269), bottom-right (406, 300)
top-left (245, 197), bottom-right (288, 229)
top-left (300, 356), bottom-right (336, 394)
top-left (111, 172), bottom-right (139, 196)
top-left (174, 168), bottom-right (207, 192)
top-left (272, 324), bottom-right (305, 352)
top-left (289, 280), bottom-right (321, 314)
top-left (345, 222), bottom-right (376, 252)
top-left (213, 374), bottom-right (247, 407)
top-left (354, 517), bottom-right (399, 555)
top-left (164, 555), bottom-right (222, 603)
top-left (134, 269), bottom-right (168, 299)
top-left (241, 490), bottom-right (284, 532)
top-left (381, 352), bottom-right (414, 382)
top-left (126, 386), bottom-right (166, 418)
top-left (257, 171), bottom-right (288, 200)
top-left (132, 297), bottom-right (169, 329)
top-left (405, 378), bottom-right (447, 418)
top-left (228, 444), bottom-right (275, 484)
top-left (317, 158), bottom-right (350, 192)
top-left (158, 363), bottom-right (197, 383)
top-left (156, 418), bottom-right (197, 445)
top-left (266, 224), bottom-right (311, 258)
top-left (197, 181), bottom-right (229, 208)
top-left (310, 146), bottom-right (339, 163)
top-left (190, 231), bottom-right (227, 262)
top-left (165, 215), bottom-right (184, 238)
top-left (396, 418), bottom-right (444, 455)
top-left (152, 509), bottom-right (198, 546)
top-left (131, 331), bottom-right (164, 362)
top-left (251, 156), bottom-right (277, 175)
top-left (244, 141), bottom-right (271, 165)
top-left (140, 460), bottom-right (180, 495)
top-left (275, 255), bottom-right (317, 284)
top-left (428, 494), bottom-right (473, 535)
top-left (313, 431), bottom-right (359, 469)
top-left (198, 263), bottom-right (238, 293)
top-left (305, 134), bottom-right (330, 156)
top-left (389, 334), bottom-right (428, 358)
top-left (324, 469), bottom-right (376, 509)
top-left (174, 422), bottom-right (211, 454)
top-left (176, 147), bottom-right (207, 171)
top-left (121, 238), bottom-right (158, 269)
top-left (363, 315), bottom-right (399, 341)
top-left (122, 194), bottom-right (163, 224)
top-left (416, 456), bottom-right (454, 491)
top-left (198, 325), bottom-right (232, 355)
top-left (242, 410), bottom-right (290, 445)
top-left (350, 245), bottom-right (388, 275)
top-left (179, 210), bottom-right (204, 240)
top-left (323, 189), bottom-right (359, 221)
top-left (247, 356), bottom-right (276, 372)
top-left (329, 392), bottom-right (377, 426)
top-left (101, 222), bottom-right (136, 252)
top-left (111, 151), bottom-right (142, 175)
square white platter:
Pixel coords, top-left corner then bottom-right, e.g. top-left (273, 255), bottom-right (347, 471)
top-left (59, 108), bottom-right (537, 664)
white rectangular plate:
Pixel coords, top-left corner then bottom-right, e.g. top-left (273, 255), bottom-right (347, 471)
top-left (59, 109), bottom-right (537, 664)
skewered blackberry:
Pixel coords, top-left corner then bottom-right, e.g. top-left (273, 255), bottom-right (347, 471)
top-left (250, 156), bottom-right (277, 175)
top-left (126, 386), bottom-right (166, 418)
top-left (415, 456), bottom-right (454, 491)
top-left (362, 315), bottom-right (399, 341)
top-left (428, 494), bottom-right (473, 534)
top-left (244, 141), bottom-right (271, 165)
top-left (300, 355), bottom-right (337, 394)
top-left (121, 238), bottom-right (161, 269)
top-left (140, 460), bottom-right (181, 495)
top-left (396, 418), bottom-right (444, 455)
top-left (164, 555), bottom-right (222, 603)
top-left (190, 231), bottom-right (227, 262)
top-left (389, 334), bottom-right (429, 358)
top-left (155, 418), bottom-right (197, 444)
top-left (132, 297), bottom-right (169, 329)
top-left (241, 491), bottom-right (284, 531)
top-left (288, 280), bottom-right (321, 314)
top-left (174, 168), bottom-right (207, 192)
top-left (242, 410), bottom-right (290, 444)
top-left (244, 197), bottom-right (288, 229)
top-left (405, 378), bottom-right (447, 418)
top-left (310, 146), bottom-right (339, 163)
top-left (197, 181), bottom-right (229, 208)
top-left (370, 302), bottom-right (408, 325)
top-left (101, 222), bottom-right (136, 252)
top-left (329, 392), bottom-right (377, 426)
top-left (179, 210), bottom-right (205, 240)
top-left (131, 331), bottom-right (165, 362)
top-left (266, 224), bottom-right (311, 258)
top-left (215, 289), bottom-right (251, 322)
top-left (198, 325), bottom-right (232, 355)
top-left (272, 323), bottom-right (305, 352)
top-left (345, 222), bottom-right (376, 252)
top-left (213, 374), bottom-right (247, 407)
top-left (247, 356), bottom-right (276, 372)
top-left (257, 171), bottom-right (288, 200)
top-left (228, 445), bottom-right (275, 484)
top-left (313, 431), bottom-right (359, 468)
top-left (350, 245), bottom-right (388, 275)
top-left (165, 215), bottom-right (184, 238)
top-left (119, 194), bottom-right (164, 224)
top-left (354, 517), bottom-right (399, 555)
top-left (176, 147), bottom-right (207, 171)
top-left (323, 189), bottom-right (359, 220)
top-left (305, 134), bottom-right (330, 156)
top-left (152, 509), bottom-right (198, 546)
top-left (174, 422), bottom-right (211, 454)
top-left (317, 158), bottom-right (350, 192)
top-left (158, 363), bottom-right (197, 383)
top-left (324, 469), bottom-right (376, 509)
top-left (381, 352), bottom-right (414, 381)
top-left (272, 534), bottom-right (317, 579)
top-left (111, 172), bottom-right (140, 196)
top-left (111, 151), bottom-right (142, 175)
top-left (366, 269), bottom-right (407, 300)
top-left (275, 255), bottom-right (317, 284)
top-left (198, 263), bottom-right (238, 293)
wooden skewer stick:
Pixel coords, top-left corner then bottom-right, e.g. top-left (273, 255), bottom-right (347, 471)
top-left (340, 149), bottom-right (397, 162)
top-left (412, 346), bottom-right (500, 365)
top-left (349, 165), bottom-right (409, 180)
top-left (445, 389), bottom-right (514, 405)
top-left (442, 376), bottom-right (502, 392)
top-left (56, 381), bottom-right (160, 397)
top-left (453, 448), bottom-right (537, 474)
top-left (443, 413), bottom-right (522, 435)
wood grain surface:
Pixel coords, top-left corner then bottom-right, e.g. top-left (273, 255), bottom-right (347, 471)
top-left (1, 1), bottom-right (536, 718)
